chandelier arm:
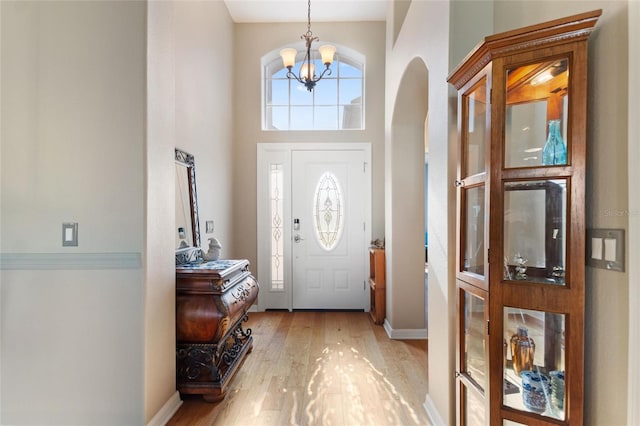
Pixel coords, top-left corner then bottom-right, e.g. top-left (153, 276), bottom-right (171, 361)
top-left (315, 66), bottom-right (333, 81)
top-left (285, 69), bottom-right (305, 84)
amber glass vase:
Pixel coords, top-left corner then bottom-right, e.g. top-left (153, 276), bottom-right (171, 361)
top-left (511, 326), bottom-right (535, 375)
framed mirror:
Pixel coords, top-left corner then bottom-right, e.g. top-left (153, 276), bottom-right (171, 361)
top-left (175, 148), bottom-right (201, 253)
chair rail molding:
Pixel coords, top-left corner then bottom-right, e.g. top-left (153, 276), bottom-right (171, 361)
top-left (0, 252), bottom-right (142, 270)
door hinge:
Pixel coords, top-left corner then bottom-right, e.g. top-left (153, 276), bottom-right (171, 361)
top-left (490, 88), bottom-right (493, 103)
top-left (363, 222), bottom-right (366, 231)
top-left (363, 161), bottom-right (367, 173)
top-left (364, 280), bottom-right (366, 290)
top-left (487, 320), bottom-right (490, 335)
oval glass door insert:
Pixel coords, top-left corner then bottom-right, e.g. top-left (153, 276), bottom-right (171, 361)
top-left (313, 172), bottom-right (344, 251)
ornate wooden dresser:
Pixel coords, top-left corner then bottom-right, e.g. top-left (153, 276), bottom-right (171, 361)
top-left (175, 259), bottom-right (259, 402)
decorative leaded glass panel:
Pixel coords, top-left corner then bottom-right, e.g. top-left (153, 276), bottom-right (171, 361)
top-left (270, 164), bottom-right (284, 291)
top-left (313, 172), bottom-right (344, 251)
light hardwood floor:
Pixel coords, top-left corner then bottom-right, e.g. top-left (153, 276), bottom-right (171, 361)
top-left (167, 311), bottom-right (430, 426)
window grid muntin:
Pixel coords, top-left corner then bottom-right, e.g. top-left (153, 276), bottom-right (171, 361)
top-left (264, 52), bottom-right (363, 130)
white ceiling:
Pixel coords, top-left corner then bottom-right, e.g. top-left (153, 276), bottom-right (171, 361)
top-left (223, 0), bottom-right (387, 23)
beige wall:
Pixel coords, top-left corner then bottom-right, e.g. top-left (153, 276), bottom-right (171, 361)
top-left (174, 1), bottom-right (236, 258)
top-left (385, 0), bottom-right (448, 422)
top-left (145, 0), bottom-right (237, 422)
top-left (146, 0), bottom-right (177, 422)
top-left (231, 21), bottom-right (386, 266)
top-left (1, 1), bottom-right (146, 423)
top-left (1, 0), bottom-right (236, 423)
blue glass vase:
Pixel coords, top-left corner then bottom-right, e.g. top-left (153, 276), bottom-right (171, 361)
top-left (542, 120), bottom-right (567, 165)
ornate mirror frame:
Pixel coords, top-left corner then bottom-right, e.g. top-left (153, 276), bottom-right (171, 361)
top-left (175, 148), bottom-right (201, 264)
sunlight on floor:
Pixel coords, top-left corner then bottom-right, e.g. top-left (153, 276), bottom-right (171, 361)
top-left (167, 312), bottom-right (429, 426)
top-left (277, 342), bottom-right (426, 425)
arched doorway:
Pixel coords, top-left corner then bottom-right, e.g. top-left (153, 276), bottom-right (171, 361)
top-left (385, 57), bottom-right (429, 335)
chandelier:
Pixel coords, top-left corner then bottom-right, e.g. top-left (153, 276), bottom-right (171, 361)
top-left (279, 0), bottom-right (336, 92)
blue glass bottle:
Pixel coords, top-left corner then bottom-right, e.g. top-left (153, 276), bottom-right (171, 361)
top-left (542, 119), bottom-right (567, 165)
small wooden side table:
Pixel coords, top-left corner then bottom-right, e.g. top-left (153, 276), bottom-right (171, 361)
top-left (368, 249), bottom-right (385, 325)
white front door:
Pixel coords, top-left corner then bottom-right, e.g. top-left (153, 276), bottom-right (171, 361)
top-left (256, 144), bottom-right (371, 312)
top-left (291, 150), bottom-right (367, 309)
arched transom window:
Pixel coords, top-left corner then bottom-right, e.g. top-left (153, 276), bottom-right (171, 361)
top-left (263, 46), bottom-right (364, 131)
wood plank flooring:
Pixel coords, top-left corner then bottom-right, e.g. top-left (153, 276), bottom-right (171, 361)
top-left (167, 311), bottom-right (430, 426)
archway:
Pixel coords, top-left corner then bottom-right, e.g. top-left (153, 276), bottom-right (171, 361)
top-left (385, 57), bottom-right (429, 335)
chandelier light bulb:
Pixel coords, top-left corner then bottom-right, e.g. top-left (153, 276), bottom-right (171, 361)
top-left (300, 63), bottom-right (315, 82)
top-left (319, 45), bottom-right (336, 66)
top-left (280, 48), bottom-right (297, 69)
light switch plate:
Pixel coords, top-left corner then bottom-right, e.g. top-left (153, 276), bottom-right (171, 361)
top-left (206, 220), bottom-right (214, 233)
top-left (586, 228), bottom-right (624, 271)
top-left (62, 222), bottom-right (78, 247)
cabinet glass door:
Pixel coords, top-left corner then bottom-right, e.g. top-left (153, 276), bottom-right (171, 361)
top-left (504, 58), bottom-right (569, 169)
top-left (503, 179), bottom-right (567, 285)
top-left (463, 185), bottom-right (485, 276)
top-left (463, 384), bottom-right (486, 426)
top-left (459, 75), bottom-right (488, 280)
top-left (464, 77), bottom-right (488, 176)
top-left (457, 71), bottom-right (490, 424)
top-left (503, 307), bottom-right (566, 421)
top-left (463, 288), bottom-right (487, 388)
top-left (458, 283), bottom-right (488, 425)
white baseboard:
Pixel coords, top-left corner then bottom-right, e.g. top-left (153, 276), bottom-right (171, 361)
top-left (423, 393), bottom-right (446, 426)
top-left (383, 319), bottom-right (428, 339)
top-left (147, 391), bottom-right (182, 426)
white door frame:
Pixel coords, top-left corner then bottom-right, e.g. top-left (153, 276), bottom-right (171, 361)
top-left (256, 142), bottom-right (372, 312)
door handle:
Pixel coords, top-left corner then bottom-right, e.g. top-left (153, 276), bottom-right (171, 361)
top-left (294, 234), bottom-right (305, 243)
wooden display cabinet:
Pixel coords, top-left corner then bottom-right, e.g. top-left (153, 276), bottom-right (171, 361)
top-left (447, 10), bottom-right (600, 425)
top-left (369, 248), bottom-right (386, 325)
